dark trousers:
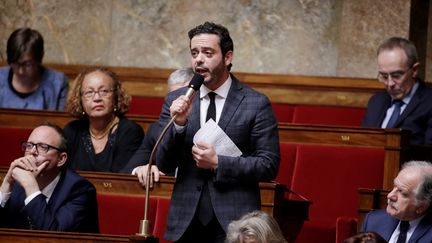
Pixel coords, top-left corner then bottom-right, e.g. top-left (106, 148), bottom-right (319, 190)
top-left (175, 216), bottom-right (226, 243)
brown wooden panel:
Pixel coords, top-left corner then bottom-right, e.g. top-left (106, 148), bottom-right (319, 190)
top-left (0, 228), bottom-right (132, 242)
top-left (0, 108), bottom-right (156, 132)
top-left (40, 63), bottom-right (382, 107)
top-left (357, 188), bottom-right (389, 231)
top-left (0, 108), bottom-right (410, 189)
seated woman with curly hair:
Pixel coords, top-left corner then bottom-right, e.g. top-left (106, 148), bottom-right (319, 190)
top-left (64, 66), bottom-right (144, 172)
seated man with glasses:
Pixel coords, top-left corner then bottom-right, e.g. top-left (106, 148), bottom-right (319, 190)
top-left (362, 37), bottom-right (432, 145)
top-left (0, 27), bottom-right (68, 110)
top-left (0, 122), bottom-right (99, 232)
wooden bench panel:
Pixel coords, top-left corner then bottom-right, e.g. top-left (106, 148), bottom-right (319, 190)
top-left (42, 63), bottom-right (382, 108)
top-left (0, 108), bottom-right (410, 190)
top-left (0, 228), bottom-right (132, 243)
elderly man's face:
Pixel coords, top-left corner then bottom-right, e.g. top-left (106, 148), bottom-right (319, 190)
top-left (386, 167), bottom-right (428, 221)
top-left (377, 48), bottom-right (418, 100)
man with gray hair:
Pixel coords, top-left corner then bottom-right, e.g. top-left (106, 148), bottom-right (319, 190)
top-left (362, 37), bottom-right (432, 145)
top-left (361, 161), bottom-right (432, 242)
top-left (167, 67), bottom-right (194, 92)
top-left (122, 67), bottom-right (194, 177)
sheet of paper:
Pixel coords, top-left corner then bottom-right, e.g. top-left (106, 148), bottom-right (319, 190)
top-left (193, 119), bottom-right (242, 157)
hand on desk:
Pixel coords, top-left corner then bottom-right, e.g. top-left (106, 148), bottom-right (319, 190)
top-left (135, 164), bottom-right (165, 188)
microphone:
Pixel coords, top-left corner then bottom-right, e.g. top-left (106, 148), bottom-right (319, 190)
top-left (184, 73), bottom-right (205, 100)
top-left (137, 72), bottom-right (204, 238)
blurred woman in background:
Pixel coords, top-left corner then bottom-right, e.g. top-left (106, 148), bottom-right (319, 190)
top-left (0, 27), bottom-right (68, 110)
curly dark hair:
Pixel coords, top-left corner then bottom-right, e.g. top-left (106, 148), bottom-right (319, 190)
top-left (66, 66), bottom-right (130, 118)
top-left (188, 21), bottom-right (234, 71)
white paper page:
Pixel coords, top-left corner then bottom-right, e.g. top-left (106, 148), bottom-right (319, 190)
top-left (193, 119), bottom-right (242, 157)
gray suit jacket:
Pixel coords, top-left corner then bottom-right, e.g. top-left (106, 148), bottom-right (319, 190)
top-left (156, 75), bottom-right (280, 241)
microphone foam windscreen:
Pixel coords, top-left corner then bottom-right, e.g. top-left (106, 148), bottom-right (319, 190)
top-left (188, 73), bottom-right (204, 91)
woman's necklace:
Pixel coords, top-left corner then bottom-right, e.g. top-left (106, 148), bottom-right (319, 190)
top-left (89, 116), bottom-right (119, 140)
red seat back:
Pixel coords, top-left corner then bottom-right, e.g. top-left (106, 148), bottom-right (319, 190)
top-left (291, 144), bottom-right (384, 243)
top-left (129, 96), bottom-right (165, 116)
top-left (275, 143), bottom-right (297, 190)
top-left (292, 105), bottom-right (366, 126)
top-left (97, 194), bottom-right (157, 235)
top-left (290, 144), bottom-right (384, 221)
top-left (0, 127), bottom-right (32, 167)
top-left (153, 198), bottom-right (172, 243)
top-left (271, 103), bottom-right (295, 123)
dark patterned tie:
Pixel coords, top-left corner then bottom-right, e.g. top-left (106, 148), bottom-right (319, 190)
top-left (386, 100), bottom-right (404, 128)
top-left (198, 92), bottom-right (217, 225)
top-left (396, 220), bottom-right (409, 243)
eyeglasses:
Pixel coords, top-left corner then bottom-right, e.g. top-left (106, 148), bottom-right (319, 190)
top-left (377, 67), bottom-right (412, 84)
top-left (11, 61), bottom-right (37, 70)
top-left (81, 89), bottom-right (114, 99)
top-left (21, 142), bottom-right (63, 155)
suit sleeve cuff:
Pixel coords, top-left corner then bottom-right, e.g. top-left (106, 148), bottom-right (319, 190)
top-left (0, 191), bottom-right (11, 207)
top-left (24, 191), bottom-right (42, 205)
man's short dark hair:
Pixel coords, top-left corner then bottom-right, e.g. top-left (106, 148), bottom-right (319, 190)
top-left (7, 27), bottom-right (44, 64)
top-left (36, 122), bottom-right (68, 152)
top-left (188, 22), bottom-right (234, 70)
top-left (377, 37), bottom-right (418, 68)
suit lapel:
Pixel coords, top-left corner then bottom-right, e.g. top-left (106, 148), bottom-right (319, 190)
top-left (396, 83), bottom-right (424, 127)
top-left (187, 91), bottom-right (202, 135)
top-left (47, 170), bottom-right (66, 211)
top-left (382, 217), bottom-right (399, 241)
top-left (408, 213), bottom-right (432, 243)
top-left (218, 76), bottom-right (244, 131)
top-left (376, 95), bottom-right (392, 127)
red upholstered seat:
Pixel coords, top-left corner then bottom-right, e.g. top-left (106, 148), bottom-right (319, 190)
top-left (128, 96), bottom-right (165, 116)
top-left (0, 127), bottom-right (32, 167)
top-left (97, 194), bottom-right (172, 242)
top-left (275, 143), bottom-right (297, 192)
top-left (290, 144), bottom-right (384, 243)
top-left (271, 103), bottom-right (295, 123)
top-left (97, 194), bottom-right (157, 235)
top-left (292, 105), bottom-right (366, 126)
top-left (153, 198), bottom-right (172, 243)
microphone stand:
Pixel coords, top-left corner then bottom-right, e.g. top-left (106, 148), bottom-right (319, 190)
top-left (137, 73), bottom-right (203, 238)
top-left (137, 114), bottom-right (177, 237)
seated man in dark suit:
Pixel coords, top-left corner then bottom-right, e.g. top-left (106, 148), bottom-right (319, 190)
top-left (361, 160), bottom-right (432, 242)
top-left (362, 37), bottom-right (432, 145)
top-left (0, 122), bottom-right (99, 232)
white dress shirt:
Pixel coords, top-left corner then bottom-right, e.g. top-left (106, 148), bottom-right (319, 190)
top-left (0, 173), bottom-right (61, 207)
top-left (388, 216), bottom-right (424, 243)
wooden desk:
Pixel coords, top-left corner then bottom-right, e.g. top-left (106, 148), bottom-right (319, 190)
top-left (0, 228), bottom-right (130, 242)
top-left (0, 228), bottom-right (161, 242)
top-left (0, 108), bottom-right (157, 132)
top-left (0, 107), bottom-right (412, 190)
top-left (357, 188), bottom-right (389, 230)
